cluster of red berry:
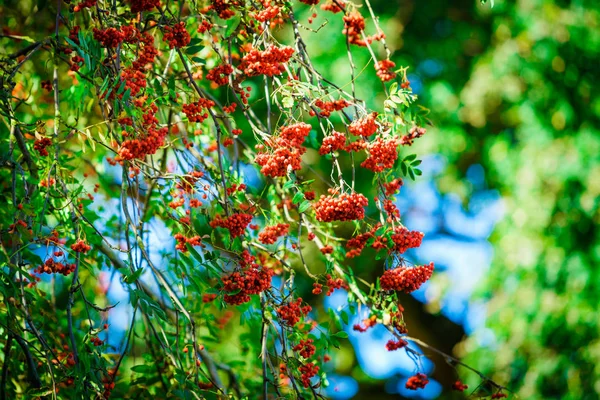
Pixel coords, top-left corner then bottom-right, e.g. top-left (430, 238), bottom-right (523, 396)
top-left (343, 11), bottom-right (366, 46)
top-left (254, 2), bottom-right (280, 22)
top-left (221, 250), bottom-right (273, 304)
top-left (406, 373), bottom-right (429, 390)
top-left (375, 59), bottom-right (397, 82)
top-left (491, 393), bottom-right (508, 399)
top-left (452, 380), bottom-right (468, 392)
top-left (258, 223), bottom-right (290, 244)
top-left (163, 22), bottom-right (191, 48)
top-left (298, 362), bottom-right (319, 388)
top-left (117, 125), bottom-right (168, 161)
top-left (130, 0), bottom-right (160, 13)
top-left (132, 32), bottom-right (158, 70)
top-left (347, 228), bottom-right (377, 257)
top-left (174, 234), bottom-right (202, 252)
top-left (385, 339), bottom-right (408, 351)
top-left (255, 122), bottom-right (310, 177)
top-left (71, 239), bottom-right (91, 253)
top-left (34, 258), bottom-right (76, 276)
top-left (321, 0), bottom-right (345, 13)
top-left (121, 68), bottom-right (147, 97)
top-left (383, 178), bottom-right (403, 196)
top-left (314, 192), bottom-right (369, 222)
top-left (92, 26), bottom-right (137, 48)
top-left (210, 213), bottom-right (253, 238)
top-left (325, 274), bottom-right (349, 295)
top-left (90, 336), bottom-right (103, 346)
top-left (206, 64), bottom-right (234, 86)
top-left (391, 226), bottom-right (424, 253)
top-left (400, 126), bottom-right (427, 146)
top-left (33, 137), bottom-right (52, 156)
top-left (348, 112), bottom-right (379, 137)
top-left (277, 297), bottom-right (312, 326)
top-left (383, 199), bottom-right (400, 221)
top-left (205, 0), bottom-right (236, 19)
top-left (183, 98), bottom-right (216, 123)
top-left (319, 131), bottom-right (346, 155)
top-left (379, 263), bottom-right (434, 293)
top-left (293, 339), bottom-right (316, 359)
top-left (73, 0), bottom-right (97, 12)
top-left (314, 99), bottom-right (349, 117)
top-left (240, 45), bottom-right (295, 77)
top-left (353, 315), bottom-right (377, 332)
top-left (361, 137), bottom-right (399, 172)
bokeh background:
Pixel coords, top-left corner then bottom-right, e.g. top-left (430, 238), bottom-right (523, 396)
top-left (293, 0), bottom-right (600, 398)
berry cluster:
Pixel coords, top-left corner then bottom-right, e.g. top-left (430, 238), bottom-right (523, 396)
top-left (34, 137), bottom-right (52, 156)
top-left (314, 192), bottom-right (368, 222)
top-left (314, 99), bottom-right (349, 117)
top-left (130, 0), bottom-right (160, 13)
top-left (277, 298), bottom-right (312, 326)
top-left (406, 373), bottom-right (429, 390)
top-left (174, 234), bottom-right (203, 252)
top-left (293, 339), bottom-right (316, 359)
top-left (383, 178), bottom-right (403, 196)
top-left (258, 223), bottom-right (289, 244)
top-left (121, 68), bottom-right (147, 97)
top-left (312, 282), bottom-right (322, 294)
top-left (320, 245), bottom-right (333, 255)
top-left (452, 381), bottom-right (468, 392)
top-left (375, 60), bottom-right (396, 82)
top-left (71, 239), bottom-right (91, 253)
top-left (321, 0), bottom-right (345, 13)
top-left (92, 26), bottom-right (137, 48)
top-left (183, 99), bottom-right (216, 123)
top-left (391, 226), bottom-right (423, 253)
top-left (163, 22), bottom-right (191, 48)
top-left (379, 263), bottom-right (434, 293)
top-left (34, 258), bottom-right (76, 276)
top-left (299, 362), bottom-right (319, 388)
top-left (118, 126), bottom-right (168, 160)
top-left (325, 274), bottom-right (348, 295)
top-left (343, 11), bottom-right (366, 46)
top-left (361, 137), bottom-right (399, 172)
top-left (255, 3), bottom-right (280, 22)
top-left (385, 339), bottom-right (408, 351)
top-left (353, 315), bottom-right (377, 332)
top-left (210, 213), bottom-right (253, 238)
top-left (400, 126), bottom-right (427, 146)
top-left (348, 112), bottom-right (378, 137)
top-left (319, 131), bottom-right (346, 155)
top-left (221, 250), bottom-right (273, 304)
top-left (255, 123), bottom-right (310, 177)
top-left (206, 64), bottom-right (233, 86)
top-left (207, 0), bottom-right (236, 19)
top-left (241, 45), bottom-right (295, 77)
top-left (131, 32), bottom-right (158, 70)
top-left (90, 336), bottom-right (103, 346)
top-left (383, 200), bottom-right (400, 221)
top-left (491, 393), bottom-right (508, 399)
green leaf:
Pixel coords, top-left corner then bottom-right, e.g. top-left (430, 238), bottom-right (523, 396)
top-left (282, 96), bottom-right (294, 108)
top-left (298, 200), bottom-right (312, 213)
top-left (334, 331), bottom-right (349, 339)
top-left (404, 154), bottom-right (417, 162)
top-left (292, 191), bottom-right (305, 204)
top-left (185, 45), bottom-right (204, 55)
top-left (224, 14), bottom-right (241, 37)
top-left (124, 268), bottom-right (144, 284)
